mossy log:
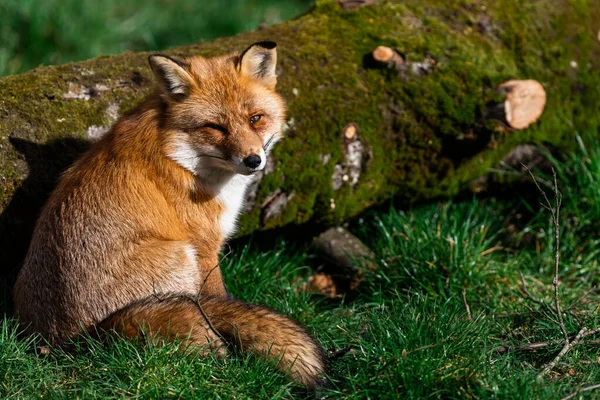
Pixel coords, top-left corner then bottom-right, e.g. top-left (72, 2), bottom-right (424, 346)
top-left (0, 0), bottom-right (599, 285)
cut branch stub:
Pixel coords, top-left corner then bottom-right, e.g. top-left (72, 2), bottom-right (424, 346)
top-left (344, 123), bottom-right (357, 140)
top-left (488, 80), bottom-right (547, 130)
top-left (371, 46), bottom-right (404, 70)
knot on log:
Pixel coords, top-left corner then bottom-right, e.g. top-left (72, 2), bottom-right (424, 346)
top-left (261, 188), bottom-right (294, 223)
top-left (63, 82), bottom-right (109, 101)
top-left (411, 55), bottom-right (436, 76)
top-left (337, 0), bottom-right (376, 10)
top-left (85, 103), bottom-right (121, 141)
top-left (332, 123), bottom-right (365, 190)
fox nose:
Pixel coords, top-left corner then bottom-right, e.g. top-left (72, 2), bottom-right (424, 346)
top-left (243, 154), bottom-right (262, 169)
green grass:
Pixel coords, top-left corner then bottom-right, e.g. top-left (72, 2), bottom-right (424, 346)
top-left (2, 133), bottom-right (600, 399)
top-left (0, 0), bottom-right (311, 77)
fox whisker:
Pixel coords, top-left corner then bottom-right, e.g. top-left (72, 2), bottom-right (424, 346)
top-left (263, 134), bottom-right (278, 151)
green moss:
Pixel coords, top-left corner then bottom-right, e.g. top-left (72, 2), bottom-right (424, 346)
top-left (239, 0), bottom-right (599, 230)
top-left (0, 0), bottom-right (598, 238)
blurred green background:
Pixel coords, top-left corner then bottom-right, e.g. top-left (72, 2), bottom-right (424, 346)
top-left (0, 0), bottom-right (312, 77)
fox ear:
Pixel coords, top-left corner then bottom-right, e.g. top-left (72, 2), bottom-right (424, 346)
top-left (238, 41), bottom-right (277, 88)
top-left (148, 54), bottom-right (193, 98)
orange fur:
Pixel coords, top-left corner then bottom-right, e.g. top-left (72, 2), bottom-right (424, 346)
top-left (13, 42), bottom-right (324, 386)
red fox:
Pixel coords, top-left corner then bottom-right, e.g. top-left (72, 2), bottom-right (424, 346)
top-left (13, 41), bottom-right (325, 386)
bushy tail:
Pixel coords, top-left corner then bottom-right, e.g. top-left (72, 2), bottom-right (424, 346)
top-left (99, 295), bottom-right (325, 386)
top-left (200, 296), bottom-right (325, 386)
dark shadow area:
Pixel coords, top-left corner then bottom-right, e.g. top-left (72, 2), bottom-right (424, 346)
top-left (227, 165), bottom-right (552, 305)
top-left (0, 137), bottom-right (89, 315)
top-left (439, 128), bottom-right (494, 162)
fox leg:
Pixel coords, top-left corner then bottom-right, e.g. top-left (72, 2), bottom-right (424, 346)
top-left (97, 295), bottom-right (227, 357)
top-left (200, 296), bottom-right (325, 386)
top-left (194, 253), bottom-right (229, 298)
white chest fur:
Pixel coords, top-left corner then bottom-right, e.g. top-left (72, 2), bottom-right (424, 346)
top-left (217, 173), bottom-right (255, 239)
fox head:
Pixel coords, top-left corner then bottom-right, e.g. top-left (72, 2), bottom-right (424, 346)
top-left (148, 41), bottom-right (285, 179)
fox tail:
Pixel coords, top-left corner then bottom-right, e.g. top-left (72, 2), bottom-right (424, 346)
top-left (99, 294), bottom-right (325, 386)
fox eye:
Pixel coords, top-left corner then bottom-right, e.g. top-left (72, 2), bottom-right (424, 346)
top-left (249, 114), bottom-right (262, 125)
top-left (203, 123), bottom-right (227, 134)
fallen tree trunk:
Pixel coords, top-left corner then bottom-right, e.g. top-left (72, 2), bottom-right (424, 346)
top-left (0, 0), bottom-right (599, 285)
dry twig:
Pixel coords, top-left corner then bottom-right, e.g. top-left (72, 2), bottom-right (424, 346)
top-left (498, 166), bottom-right (600, 389)
top-left (561, 383), bottom-right (600, 400)
top-left (519, 271), bottom-right (543, 305)
top-left (495, 310), bottom-right (538, 319)
top-left (190, 294), bottom-right (229, 347)
top-left (185, 243), bottom-right (235, 347)
top-left (521, 166), bottom-right (599, 381)
top-left (481, 246), bottom-right (504, 257)
top-left (524, 166), bottom-right (569, 344)
top-left (493, 328), bottom-right (600, 354)
top-left (538, 327), bottom-right (588, 379)
top-left (371, 337), bottom-right (452, 381)
top-left (405, 340), bottom-right (447, 355)
top-left (462, 289), bottom-right (472, 321)
top-left (517, 271), bottom-right (583, 327)
top-left (567, 285), bottom-right (598, 311)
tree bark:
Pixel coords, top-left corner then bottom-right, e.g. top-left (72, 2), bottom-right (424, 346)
top-left (0, 0), bottom-right (599, 285)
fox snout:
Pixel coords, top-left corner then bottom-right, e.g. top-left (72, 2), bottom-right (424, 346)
top-left (243, 153), bottom-right (262, 170)
top-left (232, 147), bottom-right (267, 175)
